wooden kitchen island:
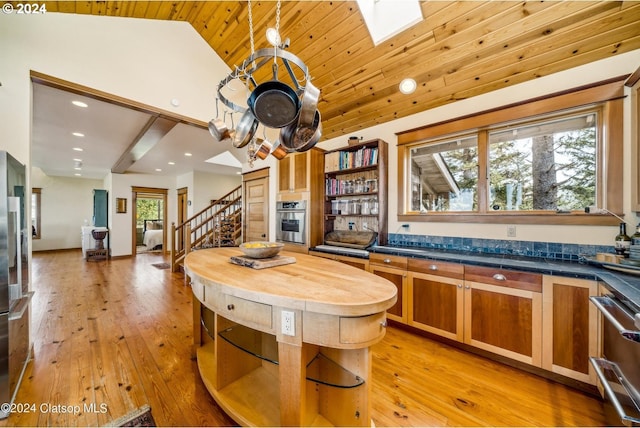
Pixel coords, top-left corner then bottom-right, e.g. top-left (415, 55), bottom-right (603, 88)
top-left (184, 248), bottom-right (397, 427)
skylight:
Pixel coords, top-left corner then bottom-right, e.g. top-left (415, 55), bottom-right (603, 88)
top-left (356, 0), bottom-right (423, 46)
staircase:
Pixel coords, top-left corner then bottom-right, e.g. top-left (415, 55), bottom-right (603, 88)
top-left (171, 185), bottom-right (242, 272)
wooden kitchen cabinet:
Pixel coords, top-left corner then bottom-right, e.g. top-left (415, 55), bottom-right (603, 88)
top-left (308, 251), bottom-right (369, 270)
top-left (542, 276), bottom-right (599, 384)
top-left (277, 149), bottom-right (324, 197)
top-left (464, 265), bottom-right (543, 367)
top-left (369, 254), bottom-right (407, 323)
top-left (407, 258), bottom-right (465, 341)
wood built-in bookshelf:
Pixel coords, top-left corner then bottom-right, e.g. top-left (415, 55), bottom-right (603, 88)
top-left (323, 139), bottom-right (388, 246)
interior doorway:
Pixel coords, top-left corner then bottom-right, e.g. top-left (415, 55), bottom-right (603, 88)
top-left (132, 186), bottom-right (168, 255)
top-left (176, 187), bottom-right (188, 252)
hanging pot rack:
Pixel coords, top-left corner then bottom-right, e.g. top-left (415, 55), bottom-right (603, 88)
top-left (211, 0), bottom-right (321, 166)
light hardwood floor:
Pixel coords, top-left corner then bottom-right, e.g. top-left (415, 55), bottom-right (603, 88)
top-left (0, 250), bottom-right (606, 427)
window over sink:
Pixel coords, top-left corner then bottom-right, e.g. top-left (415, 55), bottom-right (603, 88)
top-left (398, 78), bottom-right (624, 225)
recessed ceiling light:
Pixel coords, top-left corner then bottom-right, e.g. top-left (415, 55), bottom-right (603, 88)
top-left (73, 147), bottom-right (83, 152)
top-left (72, 132), bottom-right (85, 137)
top-left (184, 152), bottom-right (192, 157)
top-left (399, 78), bottom-right (417, 94)
top-left (155, 168), bottom-right (162, 172)
top-left (72, 100), bottom-right (88, 108)
top-left (168, 161), bottom-right (175, 165)
top-left (236, 171), bottom-right (242, 175)
top-left (74, 167), bottom-right (82, 171)
top-left (74, 173), bottom-right (82, 176)
top-left (73, 158), bottom-right (82, 162)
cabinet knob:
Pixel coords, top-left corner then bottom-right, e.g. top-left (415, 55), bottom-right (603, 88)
top-left (457, 284), bottom-right (463, 288)
top-left (465, 285), bottom-right (470, 290)
top-left (429, 264), bottom-right (438, 271)
top-left (380, 320), bottom-right (387, 328)
top-left (492, 273), bottom-right (507, 281)
top-left (227, 304), bottom-right (235, 310)
top-left (383, 258), bottom-right (391, 264)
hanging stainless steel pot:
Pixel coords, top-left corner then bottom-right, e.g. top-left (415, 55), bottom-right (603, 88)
top-left (248, 63), bottom-right (300, 129)
top-left (279, 109), bottom-right (322, 152)
top-left (232, 109), bottom-right (259, 148)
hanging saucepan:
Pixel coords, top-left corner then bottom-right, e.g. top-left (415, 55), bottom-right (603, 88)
top-left (232, 109), bottom-right (259, 148)
top-left (298, 81), bottom-right (320, 128)
top-left (248, 63), bottom-right (300, 129)
top-left (208, 98), bottom-right (230, 141)
top-left (279, 109), bottom-right (322, 153)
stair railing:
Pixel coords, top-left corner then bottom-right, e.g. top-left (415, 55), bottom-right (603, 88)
top-left (171, 185), bottom-right (242, 272)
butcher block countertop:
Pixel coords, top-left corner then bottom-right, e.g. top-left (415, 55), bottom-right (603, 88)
top-left (184, 247), bottom-right (398, 317)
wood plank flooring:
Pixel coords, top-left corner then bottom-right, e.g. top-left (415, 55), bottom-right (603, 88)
top-left (0, 250), bottom-right (606, 427)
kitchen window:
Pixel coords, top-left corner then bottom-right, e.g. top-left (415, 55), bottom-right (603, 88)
top-left (397, 78), bottom-right (624, 225)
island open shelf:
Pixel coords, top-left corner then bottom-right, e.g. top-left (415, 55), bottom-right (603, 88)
top-left (185, 248), bottom-right (397, 427)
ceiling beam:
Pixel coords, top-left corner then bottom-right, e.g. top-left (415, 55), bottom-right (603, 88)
top-left (111, 116), bottom-right (178, 174)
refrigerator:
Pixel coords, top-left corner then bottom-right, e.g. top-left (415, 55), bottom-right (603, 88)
top-left (0, 151), bottom-right (32, 419)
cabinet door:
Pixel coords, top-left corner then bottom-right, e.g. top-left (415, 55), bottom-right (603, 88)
top-left (542, 276), bottom-right (598, 384)
top-left (278, 156), bottom-right (292, 193)
top-left (369, 265), bottom-right (406, 323)
top-left (408, 271), bottom-right (463, 341)
top-left (278, 152), bottom-right (310, 194)
top-left (464, 281), bottom-right (542, 366)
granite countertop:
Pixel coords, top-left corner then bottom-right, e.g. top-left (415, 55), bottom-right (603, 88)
top-left (368, 245), bottom-right (640, 313)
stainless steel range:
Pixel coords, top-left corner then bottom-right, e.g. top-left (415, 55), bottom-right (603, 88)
top-left (590, 292), bottom-right (640, 426)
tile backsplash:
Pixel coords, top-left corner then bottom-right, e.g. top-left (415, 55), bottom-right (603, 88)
top-left (388, 233), bottom-right (614, 262)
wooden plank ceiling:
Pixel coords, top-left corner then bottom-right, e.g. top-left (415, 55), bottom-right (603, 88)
top-left (40, 1), bottom-right (640, 141)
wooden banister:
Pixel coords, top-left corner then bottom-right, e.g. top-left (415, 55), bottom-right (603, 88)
top-left (171, 185), bottom-right (242, 272)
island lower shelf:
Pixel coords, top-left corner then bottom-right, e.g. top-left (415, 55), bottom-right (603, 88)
top-left (196, 309), bottom-right (372, 426)
top-left (186, 248), bottom-right (397, 427)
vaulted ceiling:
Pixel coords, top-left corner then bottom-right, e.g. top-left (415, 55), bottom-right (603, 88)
top-left (41, 1), bottom-right (640, 142)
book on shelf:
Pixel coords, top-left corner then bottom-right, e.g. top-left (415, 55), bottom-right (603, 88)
top-left (324, 146), bottom-right (378, 172)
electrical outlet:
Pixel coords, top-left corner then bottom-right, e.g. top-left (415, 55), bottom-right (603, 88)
top-left (363, 221), bottom-right (368, 230)
top-left (282, 310), bottom-right (295, 336)
top-left (507, 225), bottom-right (517, 237)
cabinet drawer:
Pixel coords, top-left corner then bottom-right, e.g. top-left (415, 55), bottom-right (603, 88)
top-left (340, 312), bottom-right (386, 344)
top-left (408, 258), bottom-right (464, 279)
top-left (369, 253), bottom-right (407, 269)
top-left (206, 289), bottom-right (273, 331)
top-left (465, 265), bottom-right (542, 292)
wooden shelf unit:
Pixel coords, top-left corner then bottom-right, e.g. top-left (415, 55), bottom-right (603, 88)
top-left (323, 139), bottom-right (388, 246)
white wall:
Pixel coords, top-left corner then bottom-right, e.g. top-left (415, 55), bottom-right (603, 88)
top-left (31, 167), bottom-right (103, 251)
top-left (0, 12), bottom-right (232, 256)
top-left (108, 172), bottom-right (177, 257)
top-left (317, 49), bottom-right (640, 246)
top-left (193, 171), bottom-right (242, 213)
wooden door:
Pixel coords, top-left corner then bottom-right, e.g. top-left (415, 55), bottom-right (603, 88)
top-left (243, 169), bottom-right (269, 243)
top-left (292, 152), bottom-right (309, 192)
top-left (278, 156), bottom-right (291, 193)
top-left (463, 281), bottom-right (542, 367)
top-left (177, 187), bottom-right (188, 252)
top-left (369, 265), bottom-right (406, 323)
top-left (408, 272), bottom-right (464, 342)
top-left (542, 276), bottom-right (598, 384)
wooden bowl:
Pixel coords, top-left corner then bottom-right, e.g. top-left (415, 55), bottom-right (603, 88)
top-left (239, 241), bottom-right (284, 259)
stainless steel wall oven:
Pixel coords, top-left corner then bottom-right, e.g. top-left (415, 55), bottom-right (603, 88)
top-left (275, 200), bottom-right (306, 245)
top-left (590, 292), bottom-right (640, 426)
